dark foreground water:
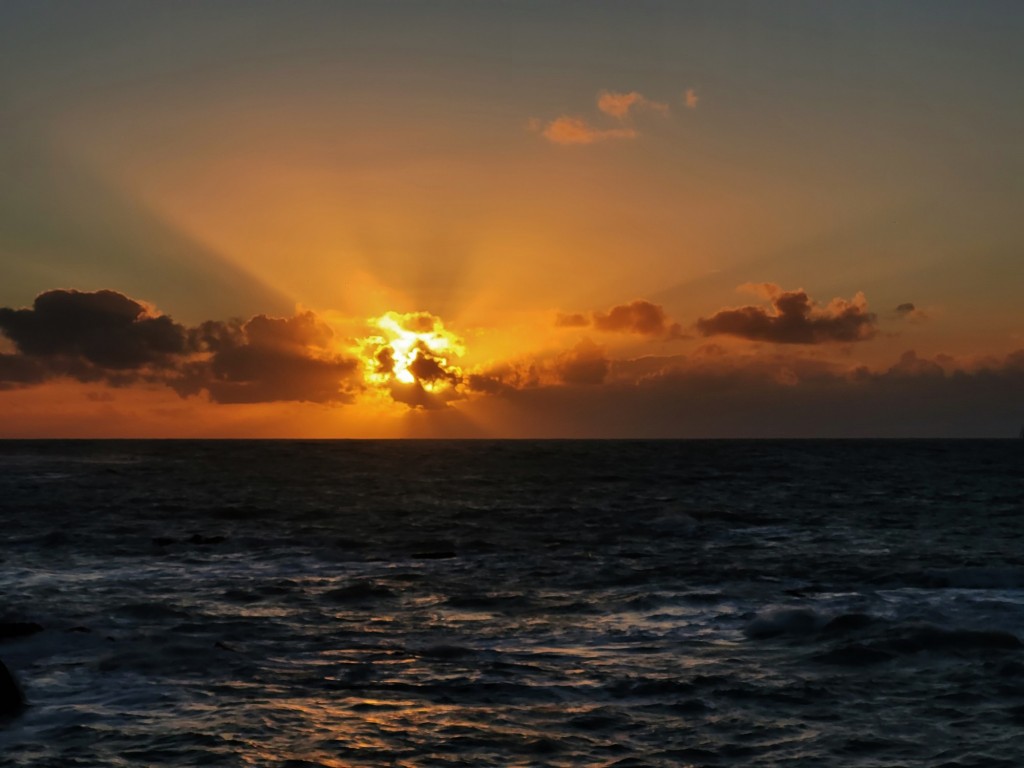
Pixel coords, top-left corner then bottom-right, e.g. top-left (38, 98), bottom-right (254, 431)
top-left (1, 440), bottom-right (1023, 767)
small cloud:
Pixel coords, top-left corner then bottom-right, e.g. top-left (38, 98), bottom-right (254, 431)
top-left (696, 284), bottom-right (877, 344)
top-left (592, 300), bottom-right (684, 340)
top-left (557, 300), bottom-right (684, 340)
top-left (894, 302), bottom-right (929, 323)
top-left (684, 87), bottom-right (699, 109)
top-left (597, 90), bottom-right (669, 119)
top-left (540, 116), bottom-right (637, 145)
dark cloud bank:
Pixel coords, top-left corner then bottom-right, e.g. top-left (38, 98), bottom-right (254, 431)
top-left (3, 288), bottom-right (1022, 435)
top-left (0, 289), bottom-right (357, 403)
top-left (467, 346), bottom-right (1024, 438)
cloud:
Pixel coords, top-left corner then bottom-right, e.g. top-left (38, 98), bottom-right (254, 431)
top-left (539, 116), bottom-right (637, 145)
top-left (533, 88), bottom-right (670, 145)
top-left (0, 289), bottom-right (187, 369)
top-left (684, 88), bottom-right (699, 109)
top-left (0, 290), bottom-right (359, 403)
top-left (0, 354), bottom-right (49, 389)
top-left (593, 300), bottom-right (684, 339)
top-left (696, 284), bottom-right (877, 344)
top-left (895, 302), bottom-right (929, 323)
top-left (885, 350), bottom-right (944, 378)
top-left (555, 339), bottom-right (609, 385)
top-left (175, 312), bottom-right (358, 404)
top-left (462, 348), bottom-right (1024, 438)
top-left (557, 300), bottom-right (684, 339)
top-left (597, 90), bottom-right (668, 119)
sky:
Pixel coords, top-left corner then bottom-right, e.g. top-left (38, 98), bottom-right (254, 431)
top-left (1, 1), bottom-right (1022, 437)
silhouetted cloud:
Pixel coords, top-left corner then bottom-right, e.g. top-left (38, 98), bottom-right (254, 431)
top-left (539, 116), bottom-right (637, 145)
top-left (597, 90), bottom-right (668, 119)
top-left (0, 289), bottom-right (187, 369)
top-left (174, 312), bottom-right (358, 404)
top-left (697, 284), bottom-right (877, 344)
top-left (593, 300), bottom-right (684, 339)
top-left (556, 300), bottom-right (683, 339)
top-left (894, 302), bottom-right (928, 322)
top-left (0, 354), bottom-right (48, 389)
top-left (467, 348), bottom-right (1024, 437)
top-left (0, 290), bottom-right (359, 403)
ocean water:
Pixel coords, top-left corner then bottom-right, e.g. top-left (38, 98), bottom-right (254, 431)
top-left (1, 439), bottom-right (1023, 767)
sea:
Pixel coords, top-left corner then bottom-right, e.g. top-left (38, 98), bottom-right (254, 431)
top-left (1, 439), bottom-right (1023, 767)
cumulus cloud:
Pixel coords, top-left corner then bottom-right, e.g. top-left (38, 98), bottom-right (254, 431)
top-left (597, 90), bottom-right (669, 119)
top-left (684, 88), bottom-right (699, 109)
top-left (0, 289), bottom-right (187, 369)
top-left (696, 284), bottom-right (877, 344)
top-left (174, 312), bottom-right (358, 404)
top-left (539, 116), bottom-right (637, 145)
top-left (593, 300), bottom-right (684, 339)
top-left (0, 290), bottom-right (359, 403)
top-left (557, 300), bottom-right (684, 339)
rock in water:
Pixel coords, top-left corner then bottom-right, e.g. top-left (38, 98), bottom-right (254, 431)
top-left (0, 658), bottom-right (25, 717)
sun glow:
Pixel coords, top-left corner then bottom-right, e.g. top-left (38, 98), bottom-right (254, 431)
top-left (360, 311), bottom-right (465, 406)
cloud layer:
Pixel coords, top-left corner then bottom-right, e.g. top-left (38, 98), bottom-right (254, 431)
top-left (7, 285), bottom-right (1021, 437)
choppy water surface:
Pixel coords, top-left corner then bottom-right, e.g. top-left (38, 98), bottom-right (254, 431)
top-left (1, 440), bottom-right (1023, 766)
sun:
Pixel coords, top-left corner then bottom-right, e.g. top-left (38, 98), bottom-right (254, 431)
top-left (360, 311), bottom-right (465, 407)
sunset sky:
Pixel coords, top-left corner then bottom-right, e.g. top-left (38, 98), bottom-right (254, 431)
top-left (1, 1), bottom-right (1022, 437)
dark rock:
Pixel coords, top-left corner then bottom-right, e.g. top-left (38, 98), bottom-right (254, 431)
top-left (0, 622), bottom-right (44, 641)
top-left (0, 659), bottom-right (25, 717)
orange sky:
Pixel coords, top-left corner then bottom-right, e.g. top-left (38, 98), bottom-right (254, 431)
top-left (2, 2), bottom-right (1022, 436)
